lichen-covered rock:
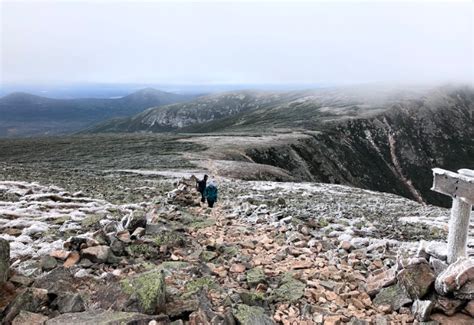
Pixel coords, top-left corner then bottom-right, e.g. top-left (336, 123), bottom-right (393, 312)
top-left (120, 270), bottom-right (166, 314)
top-left (233, 304), bottom-right (274, 325)
top-left (435, 258), bottom-right (474, 296)
top-left (127, 211), bottom-right (147, 233)
top-left (411, 300), bottom-right (433, 322)
top-left (373, 284), bottom-right (412, 311)
top-left (397, 261), bottom-right (435, 299)
top-left (0, 238), bottom-right (10, 284)
top-left (40, 255), bottom-right (58, 271)
top-left (12, 311), bottom-right (49, 325)
top-left (2, 288), bottom-right (49, 323)
top-left (45, 309), bottom-right (164, 325)
top-left (52, 293), bottom-right (85, 313)
top-left (273, 273), bottom-right (305, 303)
top-left (246, 268), bottom-right (265, 287)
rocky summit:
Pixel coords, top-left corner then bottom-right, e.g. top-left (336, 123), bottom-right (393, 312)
top-left (1, 168), bottom-right (473, 324)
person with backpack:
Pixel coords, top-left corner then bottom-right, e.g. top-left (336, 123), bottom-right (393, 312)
top-left (204, 180), bottom-right (218, 208)
top-left (196, 174), bottom-right (208, 203)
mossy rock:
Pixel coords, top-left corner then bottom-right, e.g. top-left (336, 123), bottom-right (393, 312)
top-left (200, 250), bottom-right (218, 262)
top-left (183, 276), bottom-right (216, 298)
top-left (51, 216), bottom-right (71, 225)
top-left (127, 243), bottom-right (159, 259)
top-left (246, 268), bottom-right (265, 287)
top-left (120, 270), bottom-right (166, 314)
top-left (239, 291), bottom-right (267, 308)
top-left (273, 273), bottom-right (306, 303)
top-left (219, 245), bottom-right (239, 257)
top-left (232, 304), bottom-right (274, 325)
top-left (188, 219), bottom-right (215, 229)
top-left (153, 232), bottom-right (185, 247)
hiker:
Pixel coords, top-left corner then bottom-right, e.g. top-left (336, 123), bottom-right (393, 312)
top-left (204, 180), bottom-right (218, 208)
top-left (196, 174), bottom-right (208, 203)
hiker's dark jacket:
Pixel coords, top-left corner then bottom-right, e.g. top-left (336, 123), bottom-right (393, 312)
top-left (197, 179), bottom-right (207, 194)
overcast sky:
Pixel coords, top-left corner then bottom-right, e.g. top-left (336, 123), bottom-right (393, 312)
top-left (1, 0), bottom-right (473, 86)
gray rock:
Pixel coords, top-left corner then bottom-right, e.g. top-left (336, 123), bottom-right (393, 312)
top-left (53, 293), bottom-right (85, 313)
top-left (433, 295), bottom-right (464, 316)
top-left (430, 257), bottom-right (448, 276)
top-left (126, 211), bottom-right (147, 233)
top-left (2, 288), bottom-right (49, 323)
top-left (373, 283), bottom-right (412, 311)
top-left (397, 261), bottom-right (435, 299)
top-left (435, 258), bottom-right (474, 296)
top-left (40, 255), bottom-right (58, 271)
top-left (411, 300), bottom-right (434, 322)
top-left (11, 311), bottom-right (49, 325)
top-left (81, 245), bottom-right (110, 263)
top-left (45, 309), bottom-right (164, 325)
top-left (0, 238), bottom-right (10, 284)
top-left (454, 279), bottom-right (474, 300)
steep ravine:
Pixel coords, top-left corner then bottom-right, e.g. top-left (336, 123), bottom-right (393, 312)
top-left (243, 96), bottom-right (473, 208)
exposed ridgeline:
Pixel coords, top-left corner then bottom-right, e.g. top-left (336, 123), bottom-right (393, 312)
top-left (0, 88), bottom-right (193, 137)
top-left (88, 85), bottom-right (474, 207)
top-left (244, 89), bottom-right (473, 207)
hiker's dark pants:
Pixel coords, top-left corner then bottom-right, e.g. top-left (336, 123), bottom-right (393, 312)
top-left (199, 191), bottom-right (205, 203)
top-left (207, 199), bottom-right (215, 208)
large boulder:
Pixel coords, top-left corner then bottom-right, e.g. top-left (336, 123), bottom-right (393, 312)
top-left (373, 284), bottom-right (412, 311)
top-left (411, 300), bottom-right (433, 322)
top-left (397, 261), bottom-right (435, 299)
top-left (273, 273), bottom-right (306, 303)
top-left (2, 288), bottom-right (49, 323)
top-left (127, 211), bottom-right (147, 233)
top-left (366, 267), bottom-right (397, 296)
top-left (12, 311), bottom-right (49, 325)
top-left (81, 245), bottom-right (110, 263)
top-left (120, 270), bottom-right (166, 314)
top-left (0, 238), bottom-right (10, 284)
top-left (435, 258), bottom-right (474, 296)
top-left (45, 309), bottom-right (166, 325)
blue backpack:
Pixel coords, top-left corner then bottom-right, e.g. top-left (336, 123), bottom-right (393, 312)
top-left (205, 184), bottom-right (218, 201)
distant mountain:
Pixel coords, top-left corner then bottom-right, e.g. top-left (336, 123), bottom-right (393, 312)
top-left (86, 85), bottom-right (474, 207)
top-left (0, 88), bottom-right (194, 137)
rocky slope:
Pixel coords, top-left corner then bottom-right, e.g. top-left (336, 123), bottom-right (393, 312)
top-left (1, 170), bottom-right (473, 324)
top-left (0, 88), bottom-right (194, 137)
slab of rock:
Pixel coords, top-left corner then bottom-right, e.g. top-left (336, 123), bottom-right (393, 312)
top-left (430, 258), bottom-right (448, 276)
top-left (40, 255), bottom-right (58, 271)
top-left (49, 250), bottom-right (70, 260)
top-left (12, 310), bottom-right (49, 325)
top-left (52, 293), bottom-right (85, 313)
top-left (120, 270), bottom-right (166, 314)
top-left (463, 300), bottom-right (474, 317)
top-left (0, 238), bottom-right (10, 284)
top-left (418, 241), bottom-right (447, 261)
top-left (64, 251), bottom-right (80, 268)
top-left (127, 211), bottom-right (147, 233)
top-left (2, 288), bottom-right (49, 323)
top-left (430, 312), bottom-right (474, 325)
top-left (246, 268), bottom-right (265, 287)
top-left (81, 245), bottom-right (110, 263)
top-left (397, 261), bottom-right (435, 299)
top-left (433, 296), bottom-right (464, 316)
top-left (232, 304), bottom-right (274, 325)
top-left (366, 267), bottom-right (397, 296)
top-left (454, 279), bottom-right (474, 300)
top-left (411, 299), bottom-right (433, 322)
top-left (273, 273), bottom-right (306, 303)
top-left (373, 284), bottom-right (412, 311)
top-left (45, 309), bottom-right (163, 325)
top-left (435, 258), bottom-right (474, 296)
